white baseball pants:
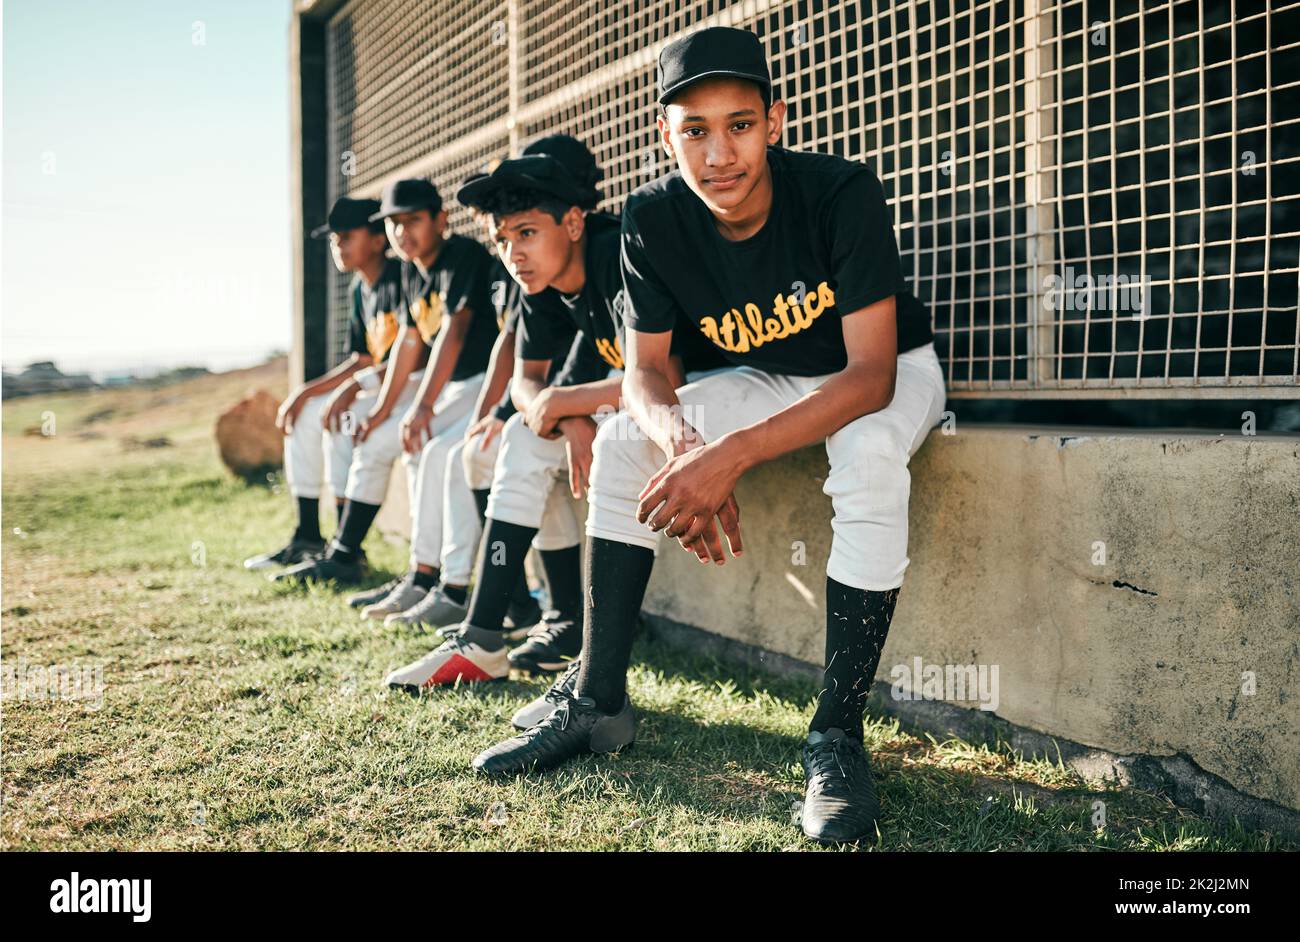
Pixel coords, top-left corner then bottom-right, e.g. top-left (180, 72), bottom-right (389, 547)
top-left (436, 427), bottom-right (585, 584)
top-left (284, 392), bottom-right (355, 500)
top-left (406, 373), bottom-right (486, 568)
top-left (342, 367), bottom-right (426, 505)
top-left (585, 342), bottom-right (947, 591)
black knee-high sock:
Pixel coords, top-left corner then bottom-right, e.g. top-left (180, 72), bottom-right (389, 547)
top-left (539, 545), bottom-right (582, 621)
top-left (471, 488), bottom-right (490, 526)
top-left (465, 518), bottom-right (537, 633)
top-left (295, 497), bottom-right (321, 543)
top-left (330, 500), bottom-right (380, 562)
top-left (334, 500), bottom-right (345, 528)
top-left (576, 537), bottom-right (655, 714)
top-left (809, 578), bottom-right (901, 743)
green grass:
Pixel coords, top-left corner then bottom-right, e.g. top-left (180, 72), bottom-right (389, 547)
top-left (2, 389), bottom-right (1293, 851)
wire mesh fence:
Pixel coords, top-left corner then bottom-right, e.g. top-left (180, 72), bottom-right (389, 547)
top-left (318, 0), bottom-right (1300, 397)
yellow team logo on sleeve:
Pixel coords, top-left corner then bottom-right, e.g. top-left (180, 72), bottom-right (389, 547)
top-left (366, 311), bottom-right (399, 361)
top-left (698, 280), bottom-right (836, 354)
top-left (410, 292), bottom-right (446, 344)
top-left (595, 335), bottom-right (624, 369)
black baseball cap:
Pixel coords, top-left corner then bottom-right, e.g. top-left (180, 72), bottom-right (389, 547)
top-left (522, 134), bottom-right (605, 191)
top-left (456, 155), bottom-right (601, 213)
top-left (370, 178), bottom-right (442, 221)
top-left (310, 197), bottom-right (384, 238)
top-left (656, 26), bottom-right (772, 106)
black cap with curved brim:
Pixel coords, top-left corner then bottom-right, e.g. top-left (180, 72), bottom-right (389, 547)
top-left (369, 178), bottom-right (442, 222)
top-left (456, 155), bottom-right (600, 213)
top-left (310, 196), bottom-right (384, 238)
top-left (656, 26), bottom-right (771, 106)
top-left (522, 134), bottom-right (605, 190)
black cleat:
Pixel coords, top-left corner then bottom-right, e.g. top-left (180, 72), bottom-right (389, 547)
top-left (799, 728), bottom-right (881, 844)
top-left (243, 536), bottom-right (325, 571)
top-left (511, 658), bottom-right (582, 729)
top-left (472, 689), bottom-right (635, 775)
top-left (507, 613), bottom-right (581, 674)
top-left (271, 551), bottom-right (368, 586)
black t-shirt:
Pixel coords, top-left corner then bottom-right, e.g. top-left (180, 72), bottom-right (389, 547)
top-left (620, 145), bottom-right (933, 376)
top-left (400, 234), bottom-right (499, 381)
top-left (518, 211), bottom-right (723, 375)
top-left (485, 256), bottom-right (611, 421)
top-left (347, 256), bottom-right (404, 364)
top-left (518, 212), bottom-right (628, 371)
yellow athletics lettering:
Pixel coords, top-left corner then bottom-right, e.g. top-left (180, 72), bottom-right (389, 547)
top-left (803, 280), bottom-right (834, 322)
top-left (772, 293), bottom-right (800, 336)
top-left (596, 336), bottom-right (624, 369)
top-left (412, 294), bottom-right (445, 344)
top-left (698, 279), bottom-right (837, 354)
top-left (367, 311), bottom-right (399, 360)
top-left (786, 292), bottom-right (812, 330)
top-left (723, 309), bottom-right (749, 353)
top-left (741, 303), bottom-right (767, 348)
top-left (700, 316), bottom-right (722, 347)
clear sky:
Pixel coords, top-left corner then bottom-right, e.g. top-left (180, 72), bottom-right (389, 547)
top-left (3, 0), bottom-right (292, 376)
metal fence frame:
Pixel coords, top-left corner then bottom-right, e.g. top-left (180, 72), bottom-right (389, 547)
top-left (297, 0), bottom-right (1300, 399)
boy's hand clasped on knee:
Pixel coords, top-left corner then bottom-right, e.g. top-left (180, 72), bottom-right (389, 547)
top-left (636, 432), bottom-right (744, 565)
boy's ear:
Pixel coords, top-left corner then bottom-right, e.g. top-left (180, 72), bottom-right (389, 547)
top-left (765, 99), bottom-right (786, 145)
top-left (564, 205), bottom-right (585, 240)
top-left (656, 111), bottom-right (676, 161)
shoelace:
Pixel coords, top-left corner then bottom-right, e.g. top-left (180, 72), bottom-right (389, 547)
top-left (544, 660), bottom-right (582, 702)
top-left (527, 616), bottom-right (576, 645)
top-left (533, 687), bottom-right (595, 734)
top-left (806, 739), bottom-right (855, 795)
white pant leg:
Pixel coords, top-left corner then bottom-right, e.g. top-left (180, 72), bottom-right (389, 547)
top-left (485, 413), bottom-right (570, 529)
top-left (585, 366), bottom-right (787, 553)
top-left (586, 351), bottom-right (944, 589)
top-left (441, 436), bottom-right (487, 585)
top-left (442, 427), bottom-right (582, 584)
top-left (408, 374), bottom-right (485, 567)
top-left (342, 370), bottom-right (424, 505)
top-left (532, 476), bottom-right (581, 551)
top-left (488, 411), bottom-right (603, 543)
top-left (822, 342), bottom-right (946, 590)
top-left (284, 393), bottom-right (330, 498)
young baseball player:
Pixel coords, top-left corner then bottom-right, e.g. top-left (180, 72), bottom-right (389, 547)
top-left (384, 152), bottom-right (725, 689)
top-left (365, 138), bottom-right (610, 633)
top-left (276, 178), bottom-right (497, 586)
top-left (471, 28), bottom-right (946, 846)
top-left (245, 197), bottom-right (401, 571)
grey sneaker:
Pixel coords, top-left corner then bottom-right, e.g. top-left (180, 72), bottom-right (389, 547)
top-left (346, 577), bottom-right (403, 609)
top-left (360, 575), bottom-right (427, 621)
top-left (384, 584), bottom-right (469, 628)
top-left (511, 658), bottom-right (582, 729)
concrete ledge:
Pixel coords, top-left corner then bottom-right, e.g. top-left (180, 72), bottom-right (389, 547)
top-left (376, 424), bottom-right (1300, 825)
top-left (642, 426), bottom-right (1300, 819)
top-left (643, 609), bottom-right (1300, 840)
top-left (642, 613), bottom-right (1300, 841)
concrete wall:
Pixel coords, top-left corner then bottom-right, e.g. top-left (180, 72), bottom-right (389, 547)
top-left (375, 425), bottom-right (1300, 822)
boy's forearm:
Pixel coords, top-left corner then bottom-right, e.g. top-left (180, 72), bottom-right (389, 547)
top-left (473, 329), bottom-right (515, 421)
top-left (546, 375), bottom-right (624, 418)
top-left (727, 362), bottom-right (894, 472)
top-left (299, 355), bottom-right (367, 399)
top-left (623, 365), bottom-right (685, 458)
top-left (374, 333), bottom-right (421, 413)
top-left (416, 324), bottom-right (466, 410)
